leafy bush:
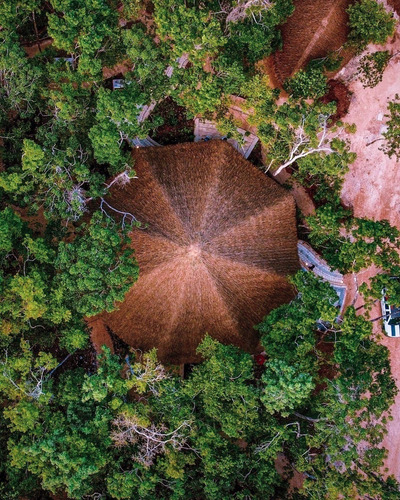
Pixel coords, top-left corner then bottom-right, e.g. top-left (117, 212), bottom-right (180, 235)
top-left (347, 0), bottom-right (396, 47)
top-left (382, 93), bottom-right (400, 160)
top-left (356, 51), bottom-right (391, 88)
top-left (284, 66), bottom-right (328, 99)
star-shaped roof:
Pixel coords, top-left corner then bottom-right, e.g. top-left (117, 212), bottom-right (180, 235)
top-left (96, 140), bottom-right (299, 364)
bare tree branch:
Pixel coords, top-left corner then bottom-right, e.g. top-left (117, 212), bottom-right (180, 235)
top-left (111, 414), bottom-right (192, 466)
top-left (226, 0), bottom-right (273, 24)
top-left (273, 114), bottom-right (335, 177)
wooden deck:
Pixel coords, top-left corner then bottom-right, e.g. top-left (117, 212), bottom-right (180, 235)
top-left (165, 53), bottom-right (189, 78)
top-left (194, 119), bottom-right (259, 159)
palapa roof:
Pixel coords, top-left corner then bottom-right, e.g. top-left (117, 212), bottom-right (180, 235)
top-left (268, 0), bottom-right (354, 87)
top-left (388, 0), bottom-right (400, 15)
top-left (95, 140), bottom-right (299, 364)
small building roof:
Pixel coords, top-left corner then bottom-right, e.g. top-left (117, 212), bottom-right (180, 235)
top-left (268, 0), bottom-right (352, 86)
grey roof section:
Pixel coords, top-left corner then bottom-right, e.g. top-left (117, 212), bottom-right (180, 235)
top-left (129, 137), bottom-right (161, 148)
top-left (298, 240), bottom-right (346, 312)
top-left (298, 241), bottom-right (343, 285)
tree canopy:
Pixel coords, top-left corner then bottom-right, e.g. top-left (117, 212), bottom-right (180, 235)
top-left (0, 0), bottom-right (398, 497)
top-left (0, 273), bottom-right (397, 498)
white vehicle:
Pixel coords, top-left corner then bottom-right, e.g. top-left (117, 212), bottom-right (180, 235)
top-left (381, 294), bottom-right (400, 337)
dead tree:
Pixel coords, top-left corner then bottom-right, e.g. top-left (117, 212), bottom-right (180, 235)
top-left (111, 414), bottom-right (192, 466)
top-left (273, 114), bottom-right (335, 177)
top-left (226, 0), bottom-right (273, 24)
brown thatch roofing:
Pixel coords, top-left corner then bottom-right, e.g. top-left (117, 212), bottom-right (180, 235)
top-left (388, 0), bottom-right (400, 15)
top-left (268, 0), bottom-right (354, 86)
top-left (95, 140), bottom-right (299, 364)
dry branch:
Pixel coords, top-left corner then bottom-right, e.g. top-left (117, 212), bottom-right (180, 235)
top-left (111, 414), bottom-right (192, 466)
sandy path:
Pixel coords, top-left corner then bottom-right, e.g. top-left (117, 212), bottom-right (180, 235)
top-left (337, 26), bottom-right (400, 480)
top-left (340, 31), bottom-right (400, 227)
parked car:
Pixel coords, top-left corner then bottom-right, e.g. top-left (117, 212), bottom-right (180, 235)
top-left (381, 294), bottom-right (400, 337)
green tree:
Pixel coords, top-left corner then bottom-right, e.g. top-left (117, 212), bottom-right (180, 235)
top-left (7, 366), bottom-right (114, 497)
top-left (382, 93), bottom-right (400, 160)
top-left (0, 139), bottom-right (105, 221)
top-left (90, 83), bottom-right (157, 171)
top-left (0, 208), bottom-right (56, 341)
top-left (356, 50), bottom-right (392, 88)
top-left (0, 33), bottom-right (44, 118)
top-left (121, 24), bottom-right (169, 100)
top-left (153, 0), bottom-right (224, 65)
top-left (284, 65), bottom-right (328, 99)
top-left (0, 0), bottom-right (42, 32)
top-left (185, 335), bottom-right (259, 439)
top-left (306, 204), bottom-right (400, 274)
top-left (261, 359), bottom-right (314, 417)
top-left (47, 0), bottom-right (119, 78)
top-left (257, 272), bottom-right (398, 499)
top-left (347, 0), bottom-right (396, 48)
top-left (299, 308), bottom-right (397, 498)
top-left (54, 211), bottom-right (139, 317)
top-left (225, 0), bottom-right (294, 64)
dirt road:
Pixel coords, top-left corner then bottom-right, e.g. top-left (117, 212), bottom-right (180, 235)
top-left (340, 31), bottom-right (400, 227)
top-left (338, 27), bottom-right (400, 479)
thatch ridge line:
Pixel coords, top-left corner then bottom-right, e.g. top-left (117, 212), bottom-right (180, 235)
top-left (293, 0), bottom-right (346, 75)
top-left (203, 250), bottom-right (287, 284)
top-left (205, 195), bottom-right (292, 244)
top-left (133, 147), bottom-right (196, 237)
top-left (271, 0), bottom-right (353, 85)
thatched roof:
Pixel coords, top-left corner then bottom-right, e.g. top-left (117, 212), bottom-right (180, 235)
top-left (95, 140), bottom-right (299, 364)
top-left (388, 0), bottom-right (400, 15)
top-left (268, 0), bottom-right (354, 86)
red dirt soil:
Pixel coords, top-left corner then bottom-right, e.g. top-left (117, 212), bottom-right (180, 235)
top-left (338, 24), bottom-right (400, 480)
top-left (388, 0), bottom-right (400, 15)
top-left (321, 79), bottom-right (352, 122)
top-left (340, 31), bottom-right (400, 226)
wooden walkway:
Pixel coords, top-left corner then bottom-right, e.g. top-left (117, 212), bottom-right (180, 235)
top-left (298, 240), bottom-right (343, 284)
top-left (112, 81), bottom-right (260, 156)
top-left (132, 101), bottom-right (161, 147)
top-left (298, 240), bottom-right (346, 312)
top-left (194, 119), bottom-right (259, 159)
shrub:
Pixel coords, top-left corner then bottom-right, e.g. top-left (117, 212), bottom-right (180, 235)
top-left (347, 0), bottom-right (396, 47)
top-left (284, 66), bottom-right (328, 99)
top-left (357, 51), bottom-right (391, 88)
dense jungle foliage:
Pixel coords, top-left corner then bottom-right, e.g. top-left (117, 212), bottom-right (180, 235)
top-left (0, 0), bottom-right (399, 498)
